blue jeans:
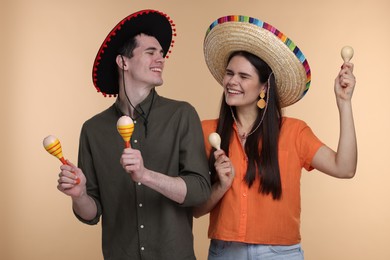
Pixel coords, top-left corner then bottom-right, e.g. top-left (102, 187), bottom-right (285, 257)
top-left (208, 239), bottom-right (304, 260)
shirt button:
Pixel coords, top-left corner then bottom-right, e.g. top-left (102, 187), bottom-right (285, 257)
top-left (134, 120), bottom-right (137, 124)
top-left (141, 247), bottom-right (145, 251)
top-left (138, 182), bottom-right (141, 186)
top-left (139, 203), bottom-right (143, 207)
top-left (140, 225), bottom-right (144, 229)
top-left (243, 193), bottom-right (247, 197)
top-left (134, 140), bottom-right (138, 143)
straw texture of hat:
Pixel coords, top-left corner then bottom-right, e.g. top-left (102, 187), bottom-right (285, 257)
top-left (204, 16), bottom-right (311, 107)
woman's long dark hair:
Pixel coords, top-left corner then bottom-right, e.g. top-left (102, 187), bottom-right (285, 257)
top-left (210, 51), bottom-right (283, 200)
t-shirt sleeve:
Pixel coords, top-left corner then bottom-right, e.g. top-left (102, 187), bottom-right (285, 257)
top-left (296, 122), bottom-right (324, 171)
top-left (201, 119), bottom-right (218, 159)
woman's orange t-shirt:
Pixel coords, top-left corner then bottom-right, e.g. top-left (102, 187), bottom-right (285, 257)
top-left (202, 117), bottom-right (323, 245)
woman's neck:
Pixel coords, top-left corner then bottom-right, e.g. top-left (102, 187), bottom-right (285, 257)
top-left (235, 106), bottom-right (258, 132)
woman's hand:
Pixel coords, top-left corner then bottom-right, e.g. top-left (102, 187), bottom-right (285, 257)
top-left (335, 62), bottom-right (356, 106)
top-left (214, 149), bottom-right (235, 192)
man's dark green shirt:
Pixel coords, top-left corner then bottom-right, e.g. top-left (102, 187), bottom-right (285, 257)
top-left (76, 90), bottom-right (211, 260)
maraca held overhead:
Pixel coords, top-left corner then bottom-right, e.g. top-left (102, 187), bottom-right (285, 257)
top-left (341, 46), bottom-right (354, 63)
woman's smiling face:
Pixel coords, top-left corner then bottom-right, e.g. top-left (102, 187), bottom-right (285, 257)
top-left (222, 55), bottom-right (264, 108)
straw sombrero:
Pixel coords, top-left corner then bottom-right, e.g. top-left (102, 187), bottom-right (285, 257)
top-left (92, 9), bottom-right (176, 97)
top-left (204, 16), bottom-right (311, 107)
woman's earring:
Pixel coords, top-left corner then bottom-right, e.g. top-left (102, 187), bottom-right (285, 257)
top-left (257, 90), bottom-right (266, 109)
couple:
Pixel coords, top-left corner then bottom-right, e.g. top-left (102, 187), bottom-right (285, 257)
top-left (57, 9), bottom-right (357, 260)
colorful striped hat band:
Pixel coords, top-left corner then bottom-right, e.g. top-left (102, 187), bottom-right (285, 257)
top-left (204, 15), bottom-right (311, 107)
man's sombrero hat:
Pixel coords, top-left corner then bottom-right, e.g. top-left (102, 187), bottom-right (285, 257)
top-left (92, 9), bottom-right (176, 97)
top-left (204, 16), bottom-right (311, 107)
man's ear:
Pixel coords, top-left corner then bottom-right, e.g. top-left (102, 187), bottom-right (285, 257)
top-left (116, 55), bottom-right (127, 70)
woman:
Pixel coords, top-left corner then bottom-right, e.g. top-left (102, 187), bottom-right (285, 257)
top-left (194, 15), bottom-right (357, 260)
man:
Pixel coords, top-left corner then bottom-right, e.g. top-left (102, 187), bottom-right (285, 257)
top-left (57, 10), bottom-right (211, 260)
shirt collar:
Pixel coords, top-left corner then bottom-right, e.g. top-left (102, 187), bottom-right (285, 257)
top-left (115, 88), bottom-right (158, 138)
top-left (115, 88), bottom-right (158, 120)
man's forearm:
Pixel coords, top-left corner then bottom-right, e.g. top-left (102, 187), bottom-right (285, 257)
top-left (140, 170), bottom-right (187, 204)
top-left (72, 192), bottom-right (98, 221)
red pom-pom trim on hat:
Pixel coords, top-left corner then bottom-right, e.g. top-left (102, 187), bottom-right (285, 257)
top-left (92, 9), bottom-right (177, 97)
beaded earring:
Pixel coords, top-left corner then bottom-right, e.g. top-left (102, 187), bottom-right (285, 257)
top-left (257, 89), bottom-right (266, 109)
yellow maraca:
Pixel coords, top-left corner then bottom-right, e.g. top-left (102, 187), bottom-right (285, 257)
top-left (43, 135), bottom-right (80, 184)
top-left (117, 116), bottom-right (134, 148)
top-left (208, 132), bottom-right (221, 150)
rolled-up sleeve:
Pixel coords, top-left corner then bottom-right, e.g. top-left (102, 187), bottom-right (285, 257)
top-left (74, 123), bottom-right (102, 225)
top-left (178, 105), bottom-right (211, 207)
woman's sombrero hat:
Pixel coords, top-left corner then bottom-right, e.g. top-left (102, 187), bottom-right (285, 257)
top-left (92, 9), bottom-right (176, 97)
top-left (204, 15), bottom-right (311, 107)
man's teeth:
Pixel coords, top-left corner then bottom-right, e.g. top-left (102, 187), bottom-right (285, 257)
top-left (151, 68), bottom-right (162, 72)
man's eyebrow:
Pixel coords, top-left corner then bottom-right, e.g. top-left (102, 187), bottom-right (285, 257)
top-left (145, 47), bottom-right (157, 51)
top-left (145, 47), bottom-right (164, 53)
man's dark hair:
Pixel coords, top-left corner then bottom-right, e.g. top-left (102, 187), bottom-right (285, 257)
top-left (118, 32), bottom-right (156, 58)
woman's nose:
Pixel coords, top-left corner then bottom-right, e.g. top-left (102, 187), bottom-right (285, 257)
top-left (228, 75), bottom-right (239, 85)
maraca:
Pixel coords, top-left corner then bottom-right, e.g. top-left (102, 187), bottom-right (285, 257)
top-left (341, 46), bottom-right (354, 62)
top-left (43, 135), bottom-right (80, 184)
top-left (208, 132), bottom-right (221, 150)
top-left (117, 115), bottom-right (134, 148)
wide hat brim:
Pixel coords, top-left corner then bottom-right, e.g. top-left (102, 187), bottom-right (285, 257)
top-left (92, 10), bottom-right (175, 97)
top-left (204, 16), bottom-right (311, 107)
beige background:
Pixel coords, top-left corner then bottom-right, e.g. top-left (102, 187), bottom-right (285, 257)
top-left (1, 0), bottom-right (389, 259)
